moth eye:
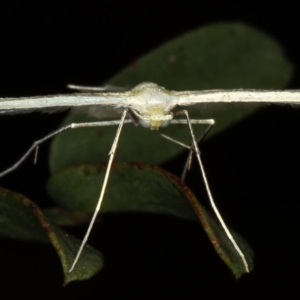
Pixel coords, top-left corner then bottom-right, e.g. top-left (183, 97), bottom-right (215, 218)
top-left (139, 118), bottom-right (151, 128)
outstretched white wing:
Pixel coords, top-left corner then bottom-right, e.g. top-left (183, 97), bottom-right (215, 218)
top-left (0, 91), bottom-right (131, 114)
top-left (2, 83), bottom-right (300, 116)
top-left (173, 89), bottom-right (300, 105)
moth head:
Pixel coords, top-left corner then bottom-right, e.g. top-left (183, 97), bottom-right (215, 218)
top-left (128, 82), bottom-right (176, 129)
top-left (131, 107), bottom-right (173, 130)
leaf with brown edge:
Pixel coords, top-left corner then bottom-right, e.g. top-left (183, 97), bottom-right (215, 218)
top-left (47, 162), bottom-right (253, 278)
top-left (0, 187), bottom-right (103, 284)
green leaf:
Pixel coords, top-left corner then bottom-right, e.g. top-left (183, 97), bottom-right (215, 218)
top-left (109, 22), bottom-right (292, 90)
top-left (49, 22), bottom-right (293, 173)
top-left (47, 163), bottom-right (254, 278)
top-left (0, 187), bottom-right (103, 284)
top-left (2, 22), bottom-right (290, 280)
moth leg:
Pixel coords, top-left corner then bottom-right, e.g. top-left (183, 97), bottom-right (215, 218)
top-left (69, 109), bottom-right (129, 272)
top-left (179, 110), bottom-right (249, 273)
top-left (162, 118), bottom-right (214, 181)
top-left (67, 84), bottom-right (127, 92)
top-left (0, 119), bottom-right (132, 178)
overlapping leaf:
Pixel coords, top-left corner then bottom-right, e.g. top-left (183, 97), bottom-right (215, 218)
top-left (0, 22), bottom-right (293, 281)
top-left (0, 187), bottom-right (103, 284)
top-left (47, 163), bottom-right (254, 278)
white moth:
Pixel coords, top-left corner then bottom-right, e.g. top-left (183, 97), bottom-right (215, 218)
top-left (1, 82), bottom-right (300, 274)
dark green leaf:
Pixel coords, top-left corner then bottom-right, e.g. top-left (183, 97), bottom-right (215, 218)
top-left (49, 22), bottom-right (293, 173)
top-left (108, 22), bottom-right (292, 90)
top-left (0, 187), bottom-right (103, 284)
top-left (47, 163), bottom-right (254, 278)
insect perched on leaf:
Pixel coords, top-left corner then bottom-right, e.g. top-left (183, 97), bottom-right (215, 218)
top-left (1, 82), bottom-right (300, 275)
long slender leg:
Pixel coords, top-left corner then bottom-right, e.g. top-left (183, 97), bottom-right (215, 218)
top-left (69, 109), bottom-right (129, 272)
top-left (0, 119), bottom-right (132, 178)
top-left (181, 120), bottom-right (214, 181)
top-left (67, 84), bottom-right (127, 92)
top-left (160, 133), bottom-right (194, 182)
top-left (180, 110), bottom-right (249, 273)
top-left (164, 119), bottom-right (215, 181)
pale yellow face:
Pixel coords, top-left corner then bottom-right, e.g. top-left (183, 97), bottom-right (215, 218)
top-left (127, 82), bottom-right (176, 129)
top-left (132, 105), bottom-right (174, 130)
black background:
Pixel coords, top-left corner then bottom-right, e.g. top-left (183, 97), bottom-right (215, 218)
top-left (0, 1), bottom-right (299, 298)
